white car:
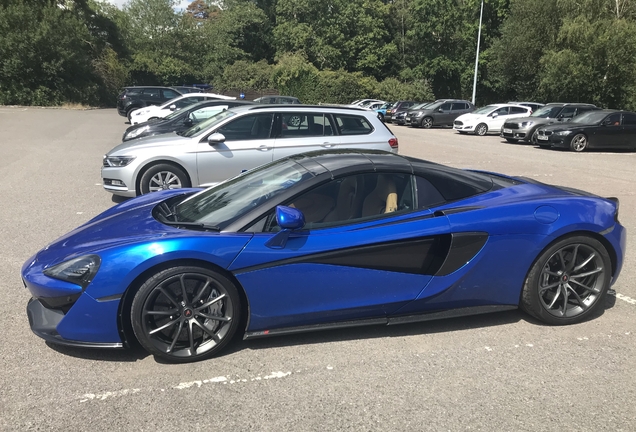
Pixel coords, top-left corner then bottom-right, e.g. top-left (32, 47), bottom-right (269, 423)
top-left (453, 104), bottom-right (532, 136)
top-left (130, 93), bottom-right (236, 125)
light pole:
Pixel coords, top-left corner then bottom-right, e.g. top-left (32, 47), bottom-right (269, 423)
top-left (471, 0), bottom-right (484, 105)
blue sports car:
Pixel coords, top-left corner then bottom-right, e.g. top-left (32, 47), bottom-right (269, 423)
top-left (23, 150), bottom-right (626, 362)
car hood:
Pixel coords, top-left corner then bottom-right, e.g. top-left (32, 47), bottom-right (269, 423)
top-left (108, 132), bottom-right (186, 155)
top-left (33, 190), bottom-right (194, 266)
top-left (504, 116), bottom-right (552, 126)
top-left (455, 113), bottom-right (487, 122)
top-left (124, 118), bottom-right (166, 134)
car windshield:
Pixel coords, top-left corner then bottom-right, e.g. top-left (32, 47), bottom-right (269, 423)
top-left (570, 111), bottom-right (609, 124)
top-left (531, 106), bottom-right (563, 118)
top-left (379, 103), bottom-right (392, 109)
top-left (174, 158), bottom-right (312, 229)
top-left (473, 105), bottom-right (498, 115)
top-left (179, 110), bottom-right (236, 137)
top-left (423, 102), bottom-right (441, 110)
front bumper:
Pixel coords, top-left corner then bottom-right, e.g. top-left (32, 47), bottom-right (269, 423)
top-left (27, 298), bottom-right (123, 348)
top-left (453, 123), bottom-right (475, 132)
top-left (501, 127), bottom-right (531, 141)
top-left (102, 166), bottom-right (138, 197)
top-left (534, 133), bottom-right (571, 148)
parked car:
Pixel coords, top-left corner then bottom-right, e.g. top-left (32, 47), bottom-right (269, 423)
top-left (122, 100), bottom-right (255, 141)
top-left (393, 102), bottom-right (432, 125)
top-left (365, 102), bottom-right (385, 111)
top-left (508, 101), bottom-right (544, 113)
top-left (350, 99), bottom-right (384, 107)
top-left (171, 86), bottom-right (203, 94)
top-left (254, 96), bottom-right (301, 104)
top-left (453, 104), bottom-right (532, 136)
top-left (129, 93), bottom-right (236, 125)
top-left (535, 110), bottom-right (636, 151)
top-left (500, 103), bottom-right (599, 144)
top-left (406, 99), bottom-right (474, 128)
top-left (386, 101), bottom-right (418, 123)
top-left (26, 149), bottom-right (626, 362)
top-left (376, 103), bottom-right (393, 121)
top-left (117, 87), bottom-right (183, 121)
top-left (102, 105), bottom-right (398, 197)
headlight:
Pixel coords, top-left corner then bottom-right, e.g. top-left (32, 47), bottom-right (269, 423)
top-left (415, 112), bottom-right (424, 117)
top-left (125, 126), bottom-right (149, 140)
top-left (43, 255), bottom-right (101, 288)
top-left (555, 130), bottom-right (573, 135)
top-left (521, 121), bottom-right (534, 127)
top-left (103, 155), bottom-right (136, 167)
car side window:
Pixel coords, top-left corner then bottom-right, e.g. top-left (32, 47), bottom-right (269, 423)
top-left (493, 107), bottom-right (510, 116)
top-left (216, 113), bottom-right (274, 140)
top-left (333, 114), bottom-right (373, 135)
top-left (605, 113), bottom-right (621, 126)
top-left (415, 176), bottom-right (446, 208)
top-left (259, 173), bottom-right (414, 231)
top-left (175, 97), bottom-right (203, 109)
top-left (577, 107), bottom-right (593, 115)
top-left (162, 89), bottom-right (179, 100)
top-left (439, 103), bottom-right (452, 112)
top-left (559, 107), bottom-right (577, 119)
top-left (451, 102), bottom-right (466, 111)
top-left (622, 113), bottom-right (636, 125)
top-left (510, 106), bottom-right (528, 114)
top-left (143, 88), bottom-right (161, 98)
top-left (280, 113), bottom-right (335, 137)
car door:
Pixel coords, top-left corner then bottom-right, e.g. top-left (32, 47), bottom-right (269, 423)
top-left (486, 106), bottom-right (510, 131)
top-left (590, 112), bottom-right (623, 149)
top-left (436, 102), bottom-right (453, 125)
top-left (196, 113), bottom-right (275, 186)
top-left (229, 172), bottom-right (453, 333)
top-left (273, 113), bottom-right (340, 159)
top-left (621, 112), bottom-right (636, 149)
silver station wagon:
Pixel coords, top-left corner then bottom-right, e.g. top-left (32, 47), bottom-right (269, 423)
top-left (102, 105), bottom-right (399, 197)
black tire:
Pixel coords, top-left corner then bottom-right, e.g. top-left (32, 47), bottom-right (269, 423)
top-left (520, 235), bottom-right (611, 325)
top-left (475, 123), bottom-right (488, 136)
top-left (530, 129), bottom-right (539, 145)
top-left (139, 163), bottom-right (191, 195)
top-left (131, 266), bottom-right (242, 363)
top-left (569, 133), bottom-right (588, 152)
top-left (422, 117), bottom-right (433, 129)
top-left (505, 138), bottom-right (518, 143)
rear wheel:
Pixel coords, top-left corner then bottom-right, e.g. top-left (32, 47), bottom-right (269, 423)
top-left (131, 266), bottom-right (241, 363)
top-left (521, 235), bottom-right (611, 325)
top-left (139, 163), bottom-right (191, 195)
top-left (570, 133), bottom-right (588, 152)
top-left (422, 117), bottom-right (433, 129)
top-left (475, 123), bottom-right (488, 136)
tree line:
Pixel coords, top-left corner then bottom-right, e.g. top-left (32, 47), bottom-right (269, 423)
top-left (1, 0), bottom-right (636, 108)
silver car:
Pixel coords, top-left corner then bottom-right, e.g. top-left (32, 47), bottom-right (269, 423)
top-left (102, 105), bottom-right (399, 197)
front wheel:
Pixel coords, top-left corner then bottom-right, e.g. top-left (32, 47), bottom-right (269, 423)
top-left (570, 133), bottom-right (588, 152)
top-left (131, 266), bottom-right (242, 363)
top-left (139, 163), bottom-right (191, 195)
top-left (521, 236), bottom-right (611, 325)
top-left (475, 123), bottom-right (488, 136)
top-left (422, 117), bottom-right (433, 129)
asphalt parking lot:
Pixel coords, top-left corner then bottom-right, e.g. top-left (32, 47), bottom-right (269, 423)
top-left (1, 107), bottom-right (635, 431)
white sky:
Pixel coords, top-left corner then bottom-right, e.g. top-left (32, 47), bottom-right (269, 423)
top-left (102, 0), bottom-right (194, 10)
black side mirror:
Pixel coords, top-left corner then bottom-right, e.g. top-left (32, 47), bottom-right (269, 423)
top-left (184, 118), bottom-right (193, 126)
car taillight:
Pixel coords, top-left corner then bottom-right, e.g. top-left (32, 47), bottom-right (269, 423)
top-left (389, 137), bottom-right (398, 149)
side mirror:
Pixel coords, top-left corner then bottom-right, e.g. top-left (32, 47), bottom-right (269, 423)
top-left (491, 113), bottom-right (498, 118)
top-left (265, 206), bottom-right (306, 249)
top-left (169, 104), bottom-right (177, 111)
top-left (184, 118), bottom-right (193, 126)
top-left (437, 108), bottom-right (444, 113)
top-left (207, 132), bottom-right (226, 145)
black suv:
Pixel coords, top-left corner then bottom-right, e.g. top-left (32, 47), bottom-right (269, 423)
top-left (386, 101), bottom-right (418, 123)
top-left (501, 103), bottom-right (599, 144)
top-left (406, 99), bottom-right (474, 128)
top-left (117, 86), bottom-right (183, 120)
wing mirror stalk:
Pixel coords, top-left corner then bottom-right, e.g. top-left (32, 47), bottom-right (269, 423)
top-left (265, 206), bottom-right (306, 249)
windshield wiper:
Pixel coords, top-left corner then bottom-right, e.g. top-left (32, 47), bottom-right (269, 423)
top-left (160, 220), bottom-right (221, 231)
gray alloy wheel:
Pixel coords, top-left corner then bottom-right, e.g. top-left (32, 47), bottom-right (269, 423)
top-left (475, 123), bottom-right (488, 136)
top-left (570, 133), bottom-right (588, 152)
top-left (139, 163), bottom-right (191, 195)
top-left (506, 138), bottom-right (518, 143)
top-left (288, 115), bottom-right (302, 127)
top-left (531, 130), bottom-right (539, 145)
top-left (422, 117), bottom-right (433, 129)
top-left (521, 236), bottom-right (611, 325)
top-left (131, 266), bottom-right (241, 363)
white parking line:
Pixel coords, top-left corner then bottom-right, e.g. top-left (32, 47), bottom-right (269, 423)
top-left (609, 290), bottom-right (636, 305)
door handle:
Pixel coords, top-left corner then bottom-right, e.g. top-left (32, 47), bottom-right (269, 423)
top-left (257, 145), bottom-right (271, 151)
top-left (321, 143), bottom-right (336, 148)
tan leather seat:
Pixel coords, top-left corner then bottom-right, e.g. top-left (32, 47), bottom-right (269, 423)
top-left (361, 175), bottom-right (398, 217)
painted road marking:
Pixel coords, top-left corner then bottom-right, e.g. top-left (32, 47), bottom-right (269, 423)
top-left (609, 290), bottom-right (636, 305)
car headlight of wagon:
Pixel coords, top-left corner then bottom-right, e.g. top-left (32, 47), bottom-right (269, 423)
top-left (124, 126), bottom-right (149, 140)
top-left (555, 130), bottom-right (573, 135)
top-left (43, 255), bottom-right (101, 289)
top-left (103, 155), bottom-right (136, 167)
